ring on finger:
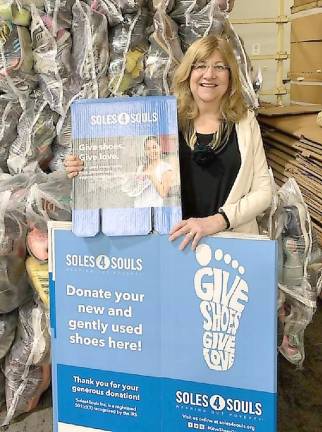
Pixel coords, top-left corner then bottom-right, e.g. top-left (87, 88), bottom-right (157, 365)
top-left (186, 231), bottom-right (194, 238)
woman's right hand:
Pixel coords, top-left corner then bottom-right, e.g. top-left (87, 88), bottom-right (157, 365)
top-left (64, 155), bottom-right (84, 179)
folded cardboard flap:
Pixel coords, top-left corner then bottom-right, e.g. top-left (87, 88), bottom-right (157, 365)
top-left (260, 112), bottom-right (306, 139)
top-left (259, 103), bottom-right (322, 116)
top-left (299, 123), bottom-right (322, 145)
top-left (259, 106), bottom-right (322, 145)
top-left (263, 134), bottom-right (299, 156)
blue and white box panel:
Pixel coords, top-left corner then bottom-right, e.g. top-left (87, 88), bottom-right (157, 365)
top-left (49, 222), bottom-right (277, 432)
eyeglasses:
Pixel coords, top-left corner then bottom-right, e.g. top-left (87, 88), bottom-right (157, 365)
top-left (191, 63), bottom-right (230, 73)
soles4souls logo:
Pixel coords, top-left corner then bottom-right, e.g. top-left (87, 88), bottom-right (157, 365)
top-left (194, 244), bottom-right (249, 372)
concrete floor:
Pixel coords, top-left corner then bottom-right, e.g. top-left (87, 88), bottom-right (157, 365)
top-left (278, 299), bottom-right (322, 431)
top-left (0, 388), bottom-right (52, 432)
top-left (1, 301), bottom-right (321, 432)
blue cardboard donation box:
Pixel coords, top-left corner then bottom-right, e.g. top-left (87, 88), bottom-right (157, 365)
top-left (71, 96), bottom-right (182, 237)
top-left (49, 222), bottom-right (277, 432)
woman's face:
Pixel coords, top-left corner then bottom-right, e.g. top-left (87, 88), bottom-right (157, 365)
top-left (189, 50), bottom-right (230, 108)
top-left (145, 139), bottom-right (161, 161)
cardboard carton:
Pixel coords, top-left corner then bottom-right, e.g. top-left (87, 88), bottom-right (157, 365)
top-left (49, 222), bottom-right (278, 432)
top-left (259, 103), bottom-right (322, 116)
top-left (291, 2), bottom-right (322, 13)
top-left (291, 13), bottom-right (322, 42)
top-left (293, 0), bottom-right (319, 6)
top-left (71, 96), bottom-right (182, 237)
top-left (291, 81), bottom-right (322, 104)
top-left (290, 41), bottom-right (322, 81)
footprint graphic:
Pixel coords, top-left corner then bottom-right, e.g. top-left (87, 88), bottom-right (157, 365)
top-left (194, 244), bottom-right (248, 371)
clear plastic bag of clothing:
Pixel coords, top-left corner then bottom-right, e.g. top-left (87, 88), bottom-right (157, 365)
top-left (30, 5), bottom-right (64, 115)
top-left (0, 1), bottom-right (31, 26)
top-left (144, 5), bottom-right (183, 95)
top-left (44, 0), bottom-right (74, 31)
top-left (272, 178), bottom-right (321, 367)
top-left (71, 0), bottom-right (109, 90)
top-left (90, 0), bottom-right (123, 27)
top-left (0, 99), bottom-right (22, 173)
top-left (0, 310), bottom-right (18, 361)
top-left (49, 107), bottom-right (72, 172)
top-left (0, 174), bottom-right (32, 314)
top-left (7, 91), bottom-right (59, 174)
top-left (119, 0), bottom-right (146, 13)
top-left (152, 0), bottom-right (175, 12)
top-left (0, 19), bottom-right (36, 103)
top-left (26, 171), bottom-right (72, 261)
top-left (177, 0), bottom-right (226, 52)
top-left (170, 0), bottom-right (208, 24)
top-left (108, 8), bottom-right (150, 95)
top-left (3, 300), bottom-right (51, 425)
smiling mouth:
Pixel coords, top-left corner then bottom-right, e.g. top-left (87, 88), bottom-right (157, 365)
top-left (200, 83), bottom-right (218, 88)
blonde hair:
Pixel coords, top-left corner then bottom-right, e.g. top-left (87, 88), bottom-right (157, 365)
top-left (172, 35), bottom-right (248, 139)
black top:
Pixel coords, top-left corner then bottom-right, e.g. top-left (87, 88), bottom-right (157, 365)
top-left (179, 125), bottom-right (241, 219)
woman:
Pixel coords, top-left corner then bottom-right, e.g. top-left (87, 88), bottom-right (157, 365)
top-left (130, 135), bottom-right (174, 208)
top-left (65, 35), bottom-right (272, 249)
top-left (168, 35), bottom-right (272, 250)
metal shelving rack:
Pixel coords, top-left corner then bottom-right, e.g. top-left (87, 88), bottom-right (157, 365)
top-left (230, 0), bottom-right (290, 105)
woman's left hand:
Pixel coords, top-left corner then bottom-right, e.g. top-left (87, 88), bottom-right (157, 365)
top-left (169, 215), bottom-right (227, 251)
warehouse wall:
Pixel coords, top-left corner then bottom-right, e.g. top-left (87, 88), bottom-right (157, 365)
top-left (230, 0), bottom-right (293, 104)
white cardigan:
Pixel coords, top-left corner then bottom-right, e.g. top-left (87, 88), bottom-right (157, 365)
top-left (220, 110), bottom-right (272, 234)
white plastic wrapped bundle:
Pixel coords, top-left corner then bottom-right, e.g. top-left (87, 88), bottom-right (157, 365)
top-left (90, 0), bottom-right (123, 27)
top-left (44, 0), bottom-right (74, 31)
top-left (7, 91), bottom-right (59, 174)
top-left (0, 311), bottom-right (18, 360)
top-left (25, 171), bottom-right (71, 261)
top-left (177, 0), bottom-right (226, 52)
top-left (0, 1), bottom-right (31, 26)
top-left (109, 9), bottom-right (149, 57)
top-left (145, 4), bottom-right (183, 95)
top-left (170, 0), bottom-right (208, 24)
top-left (3, 300), bottom-right (51, 424)
top-left (26, 171), bottom-right (72, 228)
top-left (0, 18), bottom-right (36, 103)
top-left (0, 174), bottom-right (33, 314)
top-left (0, 99), bottom-right (22, 173)
top-left (54, 25), bottom-right (72, 80)
top-left (50, 78), bottom-right (110, 172)
top-left (273, 178), bottom-right (321, 367)
top-left (30, 5), bottom-right (64, 114)
top-left (71, 0), bottom-right (109, 98)
top-left (107, 8), bottom-right (150, 95)
top-left (119, 0), bottom-right (146, 13)
top-left (49, 107), bottom-right (72, 171)
top-left (152, 0), bottom-right (175, 12)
